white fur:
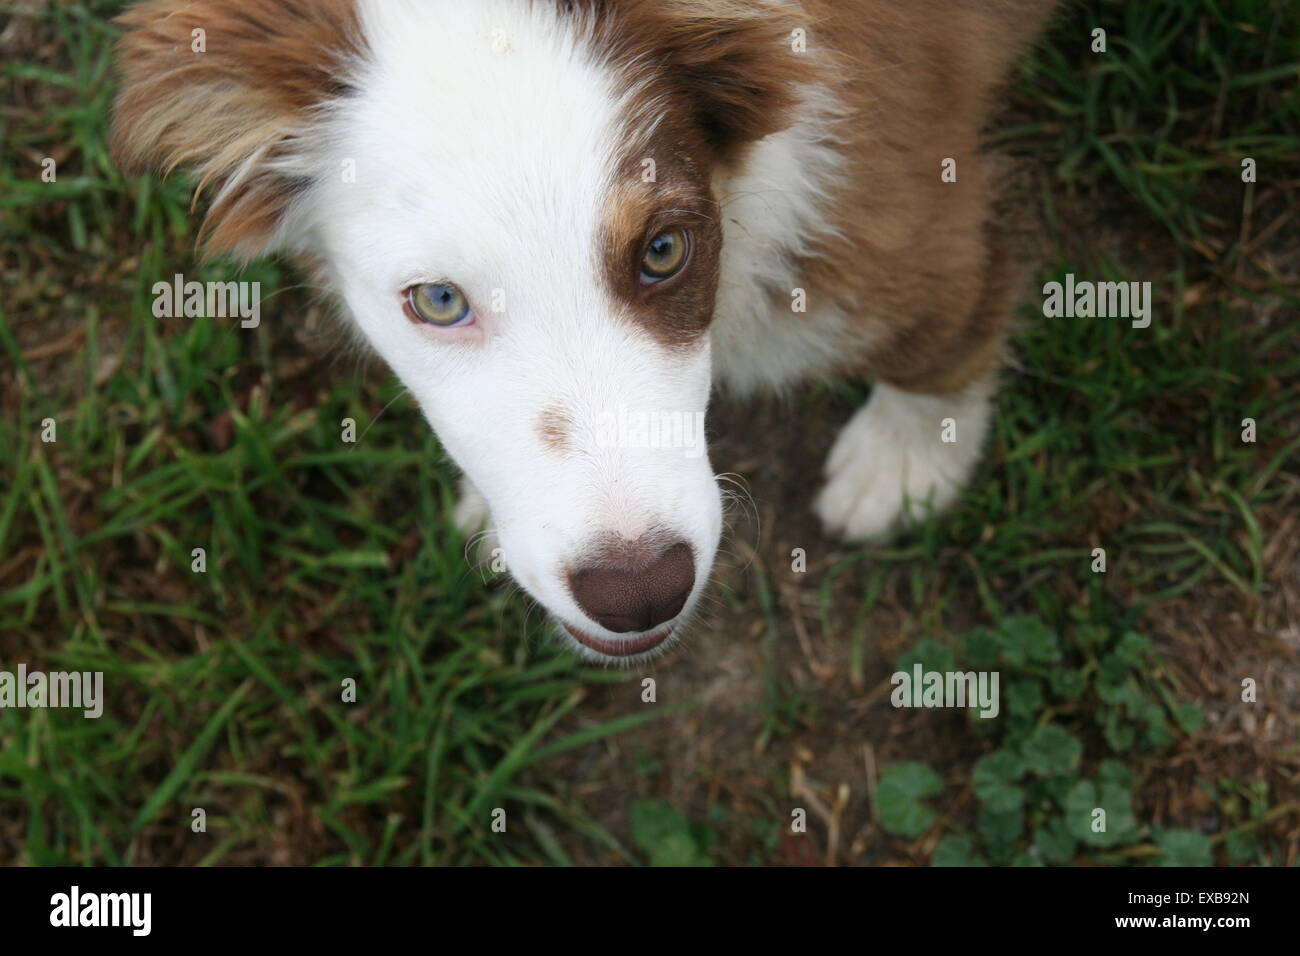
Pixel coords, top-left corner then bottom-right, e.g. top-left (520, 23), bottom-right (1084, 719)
top-left (709, 84), bottom-right (859, 395)
top-left (298, 0), bottom-right (724, 661)
top-left (813, 380), bottom-right (995, 541)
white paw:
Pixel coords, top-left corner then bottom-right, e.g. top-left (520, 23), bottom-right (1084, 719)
top-left (813, 381), bottom-right (993, 542)
top-left (453, 476), bottom-right (500, 564)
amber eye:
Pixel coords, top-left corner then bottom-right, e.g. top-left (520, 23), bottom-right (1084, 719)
top-left (405, 282), bottom-right (472, 326)
top-left (640, 228), bottom-right (689, 282)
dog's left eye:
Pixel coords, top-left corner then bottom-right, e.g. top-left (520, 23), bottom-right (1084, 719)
top-left (640, 228), bottom-right (689, 283)
top-left (404, 282), bottom-right (472, 326)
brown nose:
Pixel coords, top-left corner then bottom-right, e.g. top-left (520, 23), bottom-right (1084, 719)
top-left (567, 540), bottom-right (695, 633)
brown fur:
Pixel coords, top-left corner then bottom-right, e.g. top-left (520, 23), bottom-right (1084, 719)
top-left (111, 0), bottom-right (361, 259)
top-left (587, 0), bottom-right (810, 162)
top-left (598, 170), bottom-right (722, 349)
top-left (536, 405), bottom-right (576, 454)
top-left (792, 0), bottom-right (1058, 394)
top-left (590, 0), bottom-right (811, 348)
top-left (589, 0), bottom-right (1055, 389)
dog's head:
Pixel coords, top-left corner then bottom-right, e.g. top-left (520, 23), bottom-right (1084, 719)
top-left (112, 0), bottom-right (804, 661)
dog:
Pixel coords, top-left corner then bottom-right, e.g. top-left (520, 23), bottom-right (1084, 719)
top-left (112, 0), bottom-right (1058, 662)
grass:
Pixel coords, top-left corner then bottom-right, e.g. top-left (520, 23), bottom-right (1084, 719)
top-left (1, 0), bottom-right (1298, 866)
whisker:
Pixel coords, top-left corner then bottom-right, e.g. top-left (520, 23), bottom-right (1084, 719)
top-left (352, 385), bottom-right (412, 448)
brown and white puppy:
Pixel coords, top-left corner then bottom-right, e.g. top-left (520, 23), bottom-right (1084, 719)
top-left (111, 0), bottom-right (1058, 662)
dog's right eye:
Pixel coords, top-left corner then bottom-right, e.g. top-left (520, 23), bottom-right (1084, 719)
top-left (404, 282), bottom-right (473, 327)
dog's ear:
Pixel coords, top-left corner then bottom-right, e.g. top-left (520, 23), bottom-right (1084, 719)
top-left (618, 1), bottom-right (811, 162)
top-left (110, 0), bottom-right (360, 260)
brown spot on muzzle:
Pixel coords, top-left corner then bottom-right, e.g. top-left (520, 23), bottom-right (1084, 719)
top-left (536, 405), bottom-right (574, 454)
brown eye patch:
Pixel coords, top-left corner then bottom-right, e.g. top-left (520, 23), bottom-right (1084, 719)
top-left (600, 171), bottom-right (721, 349)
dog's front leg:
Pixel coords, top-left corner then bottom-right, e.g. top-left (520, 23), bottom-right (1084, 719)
top-left (813, 374), bottom-right (997, 542)
top-left (811, 217), bottom-right (1015, 544)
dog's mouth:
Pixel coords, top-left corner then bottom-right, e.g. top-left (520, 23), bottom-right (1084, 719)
top-left (563, 623), bottom-right (674, 658)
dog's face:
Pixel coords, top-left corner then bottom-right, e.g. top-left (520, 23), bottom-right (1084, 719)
top-left (112, 0), bottom-right (803, 661)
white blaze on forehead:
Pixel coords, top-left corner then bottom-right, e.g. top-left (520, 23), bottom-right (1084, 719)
top-left (304, 0), bottom-right (720, 503)
top-left (318, 0), bottom-right (629, 304)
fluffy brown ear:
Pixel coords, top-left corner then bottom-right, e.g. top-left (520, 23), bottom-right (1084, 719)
top-left (110, 0), bottom-right (360, 260)
top-left (601, 0), bottom-right (812, 161)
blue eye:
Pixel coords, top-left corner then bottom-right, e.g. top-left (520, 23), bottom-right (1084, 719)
top-left (405, 282), bottom-right (472, 326)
